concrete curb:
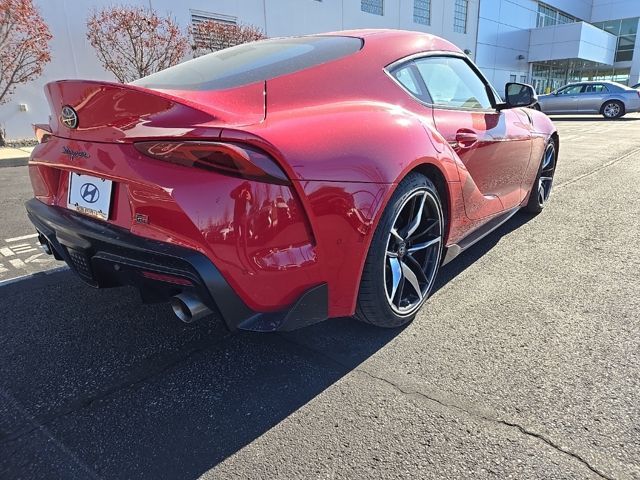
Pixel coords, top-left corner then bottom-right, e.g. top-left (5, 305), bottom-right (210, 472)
top-left (0, 157), bottom-right (29, 168)
top-left (0, 146), bottom-right (35, 168)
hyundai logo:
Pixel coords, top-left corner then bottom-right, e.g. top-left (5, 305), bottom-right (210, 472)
top-left (60, 105), bottom-right (79, 129)
top-left (80, 183), bottom-right (100, 204)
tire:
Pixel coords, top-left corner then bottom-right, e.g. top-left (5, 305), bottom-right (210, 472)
top-left (356, 173), bottom-right (444, 328)
top-left (524, 140), bottom-right (557, 214)
top-left (601, 100), bottom-right (625, 119)
top-left (532, 103), bottom-right (541, 111)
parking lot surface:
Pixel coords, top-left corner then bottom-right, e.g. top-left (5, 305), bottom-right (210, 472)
top-left (1, 115), bottom-right (639, 479)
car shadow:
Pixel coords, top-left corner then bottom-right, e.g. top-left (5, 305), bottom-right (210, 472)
top-left (0, 212), bottom-right (534, 479)
top-left (433, 211), bottom-right (536, 294)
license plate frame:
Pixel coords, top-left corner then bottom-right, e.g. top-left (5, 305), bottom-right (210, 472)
top-left (67, 172), bottom-right (113, 220)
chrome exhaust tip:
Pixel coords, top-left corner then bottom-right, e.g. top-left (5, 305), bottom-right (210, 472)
top-left (170, 293), bottom-right (212, 323)
top-left (37, 233), bottom-right (52, 255)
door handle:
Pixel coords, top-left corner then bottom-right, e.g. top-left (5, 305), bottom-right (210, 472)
top-left (454, 130), bottom-right (478, 149)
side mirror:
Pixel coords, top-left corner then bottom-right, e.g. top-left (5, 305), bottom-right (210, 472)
top-left (500, 82), bottom-right (538, 109)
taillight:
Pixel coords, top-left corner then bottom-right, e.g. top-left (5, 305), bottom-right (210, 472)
top-left (134, 141), bottom-right (290, 186)
top-left (33, 124), bottom-right (52, 143)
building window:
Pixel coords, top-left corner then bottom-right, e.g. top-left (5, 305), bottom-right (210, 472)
top-left (453, 0), bottom-right (468, 33)
top-left (536, 3), bottom-right (577, 28)
top-left (361, 0), bottom-right (383, 16)
top-left (592, 18), bottom-right (638, 62)
top-left (190, 10), bottom-right (238, 54)
top-left (520, 75), bottom-right (527, 83)
top-left (414, 0), bottom-right (430, 25)
top-left (531, 62), bottom-right (632, 92)
top-left (510, 74), bottom-right (517, 83)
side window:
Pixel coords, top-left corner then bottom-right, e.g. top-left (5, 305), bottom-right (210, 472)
top-left (412, 56), bottom-right (493, 109)
top-left (391, 63), bottom-right (430, 102)
top-left (585, 84), bottom-right (608, 93)
top-left (557, 85), bottom-right (584, 95)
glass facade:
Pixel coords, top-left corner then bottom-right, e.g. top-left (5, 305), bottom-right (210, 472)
top-left (536, 3), bottom-right (578, 28)
top-left (531, 61), bottom-right (631, 93)
top-left (361, 0), bottom-right (383, 16)
top-left (453, 0), bottom-right (468, 33)
top-left (414, 0), bottom-right (430, 25)
top-left (592, 18), bottom-right (639, 62)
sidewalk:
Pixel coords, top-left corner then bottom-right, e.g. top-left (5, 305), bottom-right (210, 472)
top-left (0, 146), bottom-right (35, 168)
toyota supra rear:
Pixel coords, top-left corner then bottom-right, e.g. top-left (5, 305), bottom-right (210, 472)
top-left (26, 30), bottom-right (558, 330)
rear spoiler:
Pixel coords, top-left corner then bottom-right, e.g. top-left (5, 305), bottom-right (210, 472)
top-left (44, 79), bottom-right (266, 142)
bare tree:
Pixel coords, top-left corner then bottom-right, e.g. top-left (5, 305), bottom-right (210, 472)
top-left (190, 20), bottom-right (265, 57)
top-left (86, 5), bottom-right (188, 83)
top-left (0, 0), bottom-right (52, 144)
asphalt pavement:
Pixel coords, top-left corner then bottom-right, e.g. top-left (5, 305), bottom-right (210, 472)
top-left (0, 114), bottom-right (639, 479)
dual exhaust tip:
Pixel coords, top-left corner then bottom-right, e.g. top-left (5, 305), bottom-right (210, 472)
top-left (170, 292), bottom-right (212, 323)
top-left (36, 227), bottom-right (210, 324)
top-left (37, 229), bottom-right (209, 325)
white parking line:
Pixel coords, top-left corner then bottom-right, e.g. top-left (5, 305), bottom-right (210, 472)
top-left (0, 265), bottom-right (69, 287)
top-left (9, 258), bottom-right (26, 269)
top-left (5, 233), bottom-right (38, 242)
top-left (11, 244), bottom-right (37, 254)
top-left (0, 233), bottom-right (59, 279)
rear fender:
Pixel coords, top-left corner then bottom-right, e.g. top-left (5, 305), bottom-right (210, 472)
top-left (230, 104), bottom-right (465, 317)
top-left (245, 102), bottom-right (461, 183)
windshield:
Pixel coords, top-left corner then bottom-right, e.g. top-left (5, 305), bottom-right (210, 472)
top-left (132, 36), bottom-right (363, 91)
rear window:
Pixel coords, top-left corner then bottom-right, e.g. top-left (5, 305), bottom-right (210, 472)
top-left (132, 36), bottom-right (363, 91)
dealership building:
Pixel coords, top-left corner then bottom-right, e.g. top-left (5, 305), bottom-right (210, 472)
top-left (2, 0), bottom-right (640, 139)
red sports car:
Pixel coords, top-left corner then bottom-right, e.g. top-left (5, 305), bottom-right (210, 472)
top-left (26, 30), bottom-right (557, 330)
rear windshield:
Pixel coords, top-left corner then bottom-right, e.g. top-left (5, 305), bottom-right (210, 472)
top-left (132, 36), bottom-right (363, 91)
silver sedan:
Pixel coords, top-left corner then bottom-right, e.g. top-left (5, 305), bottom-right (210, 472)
top-left (536, 81), bottom-right (640, 119)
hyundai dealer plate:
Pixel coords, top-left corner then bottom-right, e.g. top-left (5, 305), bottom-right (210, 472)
top-left (68, 172), bottom-right (113, 220)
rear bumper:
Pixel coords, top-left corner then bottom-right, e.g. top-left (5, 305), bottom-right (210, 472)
top-left (25, 198), bottom-right (328, 332)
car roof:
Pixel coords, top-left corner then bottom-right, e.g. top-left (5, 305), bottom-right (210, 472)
top-left (314, 29), bottom-right (463, 64)
top-left (561, 80), bottom-right (630, 90)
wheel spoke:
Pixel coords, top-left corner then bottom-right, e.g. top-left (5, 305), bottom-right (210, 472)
top-left (538, 182), bottom-right (545, 204)
top-left (403, 254), bottom-right (428, 284)
top-left (396, 276), bottom-right (406, 305)
top-left (388, 256), bottom-right (403, 301)
top-left (408, 236), bottom-right (441, 253)
top-left (542, 150), bottom-right (554, 170)
top-left (405, 193), bottom-right (426, 238)
top-left (390, 228), bottom-right (404, 242)
top-left (400, 261), bottom-right (423, 300)
top-left (384, 188), bottom-right (442, 314)
top-left (408, 218), bottom-right (439, 242)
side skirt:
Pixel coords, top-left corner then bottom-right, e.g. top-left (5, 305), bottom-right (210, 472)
top-left (442, 206), bottom-right (520, 265)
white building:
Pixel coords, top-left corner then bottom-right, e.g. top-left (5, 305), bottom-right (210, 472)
top-left (2, 0), bottom-right (639, 140)
top-left (476, 0), bottom-right (640, 94)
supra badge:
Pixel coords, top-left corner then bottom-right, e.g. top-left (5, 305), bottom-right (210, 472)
top-left (60, 105), bottom-right (79, 129)
top-left (62, 146), bottom-right (90, 160)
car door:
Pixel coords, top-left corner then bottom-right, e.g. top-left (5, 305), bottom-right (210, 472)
top-left (543, 84), bottom-right (584, 113)
top-left (407, 55), bottom-right (532, 218)
top-left (579, 83), bottom-right (608, 113)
